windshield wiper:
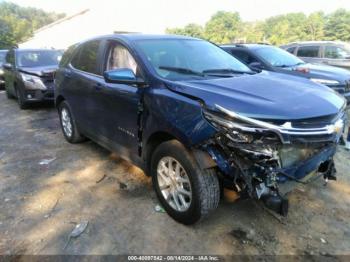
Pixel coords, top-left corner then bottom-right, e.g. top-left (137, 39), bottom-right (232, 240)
top-left (159, 66), bottom-right (205, 77)
top-left (202, 68), bottom-right (255, 75)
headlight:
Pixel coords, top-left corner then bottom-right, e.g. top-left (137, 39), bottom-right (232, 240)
top-left (20, 73), bottom-right (46, 90)
top-left (310, 78), bottom-right (340, 85)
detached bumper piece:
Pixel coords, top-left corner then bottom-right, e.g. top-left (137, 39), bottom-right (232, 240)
top-left (202, 105), bottom-right (347, 217)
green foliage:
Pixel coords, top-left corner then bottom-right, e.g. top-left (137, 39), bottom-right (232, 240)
top-left (166, 23), bottom-right (204, 39)
top-left (0, 1), bottom-right (65, 49)
top-left (166, 9), bottom-right (350, 45)
top-left (324, 9), bottom-right (350, 41)
top-left (204, 11), bottom-right (242, 43)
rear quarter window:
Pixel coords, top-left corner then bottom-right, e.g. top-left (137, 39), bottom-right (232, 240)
top-left (297, 46), bottom-right (320, 58)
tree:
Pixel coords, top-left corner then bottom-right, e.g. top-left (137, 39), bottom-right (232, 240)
top-left (325, 9), bottom-right (350, 41)
top-left (0, 2), bottom-right (65, 49)
top-left (306, 12), bottom-right (325, 41)
top-left (166, 23), bottom-right (204, 38)
top-left (262, 13), bottom-right (309, 45)
top-left (204, 11), bottom-right (242, 44)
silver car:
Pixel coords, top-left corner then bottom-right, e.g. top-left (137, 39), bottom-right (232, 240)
top-left (281, 41), bottom-right (350, 70)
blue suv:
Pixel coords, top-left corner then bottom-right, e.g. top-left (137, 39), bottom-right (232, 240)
top-left (55, 35), bottom-right (346, 224)
top-left (221, 44), bottom-right (350, 103)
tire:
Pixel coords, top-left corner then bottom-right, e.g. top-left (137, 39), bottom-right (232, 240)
top-left (15, 88), bottom-right (28, 110)
top-left (58, 101), bottom-right (86, 143)
top-left (5, 87), bottom-right (13, 99)
top-left (151, 140), bottom-right (220, 225)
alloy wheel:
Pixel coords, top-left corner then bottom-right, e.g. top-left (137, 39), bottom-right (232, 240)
top-left (157, 156), bottom-right (192, 212)
top-left (61, 108), bottom-right (73, 138)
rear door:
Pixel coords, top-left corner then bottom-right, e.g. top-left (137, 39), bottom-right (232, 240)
top-left (296, 45), bottom-right (322, 64)
top-left (67, 40), bottom-right (104, 134)
top-left (91, 39), bottom-right (145, 157)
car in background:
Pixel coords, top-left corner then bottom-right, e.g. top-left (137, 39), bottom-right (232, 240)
top-left (221, 44), bottom-right (350, 103)
top-left (0, 49), bottom-right (8, 88)
top-left (55, 34), bottom-right (346, 224)
top-left (3, 48), bottom-right (63, 109)
top-left (281, 41), bottom-right (350, 70)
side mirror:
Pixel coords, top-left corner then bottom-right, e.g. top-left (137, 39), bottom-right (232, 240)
top-left (104, 68), bottom-right (146, 86)
top-left (3, 63), bottom-right (13, 70)
top-left (248, 62), bottom-right (264, 72)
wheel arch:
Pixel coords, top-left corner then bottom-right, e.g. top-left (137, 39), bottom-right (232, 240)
top-left (55, 95), bottom-right (65, 108)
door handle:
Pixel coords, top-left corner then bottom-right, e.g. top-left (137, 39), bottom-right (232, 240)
top-left (93, 83), bottom-right (104, 90)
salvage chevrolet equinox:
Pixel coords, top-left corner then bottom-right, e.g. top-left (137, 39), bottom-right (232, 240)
top-left (55, 35), bottom-right (347, 224)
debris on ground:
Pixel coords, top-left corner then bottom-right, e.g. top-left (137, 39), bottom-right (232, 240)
top-left (95, 174), bottom-right (107, 183)
top-left (320, 238), bottom-right (327, 244)
top-left (44, 198), bottom-right (60, 219)
top-left (154, 204), bottom-right (166, 213)
top-left (39, 158), bottom-right (56, 165)
top-left (119, 182), bottom-right (127, 190)
top-left (63, 220), bottom-right (89, 250)
top-left (4, 198), bottom-right (10, 202)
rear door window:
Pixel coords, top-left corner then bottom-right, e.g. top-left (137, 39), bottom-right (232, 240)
top-left (71, 40), bottom-right (101, 75)
top-left (297, 46), bottom-right (320, 58)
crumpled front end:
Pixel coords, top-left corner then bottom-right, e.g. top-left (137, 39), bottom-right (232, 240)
top-left (200, 104), bottom-right (347, 216)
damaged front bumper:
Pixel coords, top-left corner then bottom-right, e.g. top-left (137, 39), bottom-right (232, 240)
top-left (200, 104), bottom-right (347, 216)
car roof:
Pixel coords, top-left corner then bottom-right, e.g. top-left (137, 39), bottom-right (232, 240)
top-left (221, 43), bottom-right (272, 50)
top-left (79, 33), bottom-right (200, 45)
top-left (283, 41), bottom-right (348, 46)
top-left (15, 48), bottom-right (62, 52)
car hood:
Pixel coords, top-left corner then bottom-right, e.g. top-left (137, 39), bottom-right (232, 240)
top-left (285, 63), bottom-right (350, 82)
top-left (18, 66), bottom-right (58, 77)
top-left (165, 71), bottom-right (345, 120)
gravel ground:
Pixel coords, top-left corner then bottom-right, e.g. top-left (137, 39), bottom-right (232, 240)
top-left (0, 90), bottom-right (349, 257)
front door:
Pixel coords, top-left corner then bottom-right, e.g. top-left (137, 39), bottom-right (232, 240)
top-left (92, 40), bottom-right (144, 157)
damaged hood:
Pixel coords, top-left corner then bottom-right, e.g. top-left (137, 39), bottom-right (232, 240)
top-left (18, 66), bottom-right (58, 77)
top-left (166, 71), bottom-right (345, 120)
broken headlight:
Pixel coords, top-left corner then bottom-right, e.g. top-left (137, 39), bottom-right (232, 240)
top-left (203, 109), bottom-right (255, 143)
top-left (20, 73), bottom-right (46, 90)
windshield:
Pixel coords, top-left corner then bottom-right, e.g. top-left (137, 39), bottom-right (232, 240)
top-left (256, 46), bottom-right (305, 67)
top-left (135, 39), bottom-right (252, 80)
top-left (0, 51), bottom-right (7, 65)
top-left (16, 50), bottom-right (63, 67)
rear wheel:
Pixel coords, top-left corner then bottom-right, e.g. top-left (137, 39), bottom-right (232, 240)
top-left (151, 140), bottom-right (220, 224)
top-left (58, 101), bottom-right (86, 143)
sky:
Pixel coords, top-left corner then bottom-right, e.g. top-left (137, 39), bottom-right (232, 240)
top-left (7, 0), bottom-right (350, 27)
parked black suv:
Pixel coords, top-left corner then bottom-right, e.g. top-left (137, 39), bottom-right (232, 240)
top-left (221, 44), bottom-right (350, 103)
top-left (3, 48), bottom-right (63, 109)
top-left (55, 35), bottom-right (346, 224)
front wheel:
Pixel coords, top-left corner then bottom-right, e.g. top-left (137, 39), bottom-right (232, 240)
top-left (151, 140), bottom-right (220, 225)
top-left (16, 88), bottom-right (28, 110)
